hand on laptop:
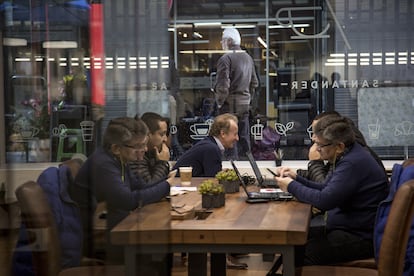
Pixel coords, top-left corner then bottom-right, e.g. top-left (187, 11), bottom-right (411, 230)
top-left (275, 174), bottom-right (294, 192)
top-left (276, 167), bottom-right (297, 179)
top-left (274, 167), bottom-right (296, 192)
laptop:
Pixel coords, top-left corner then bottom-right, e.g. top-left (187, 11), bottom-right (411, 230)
top-left (246, 151), bottom-right (278, 187)
top-left (230, 160), bottom-right (281, 202)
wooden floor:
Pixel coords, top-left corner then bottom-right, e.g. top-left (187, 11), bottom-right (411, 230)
top-left (1, 229), bottom-right (279, 276)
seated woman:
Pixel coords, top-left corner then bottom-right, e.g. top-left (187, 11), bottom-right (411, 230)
top-left (69, 117), bottom-right (176, 274)
top-left (274, 115), bottom-right (389, 266)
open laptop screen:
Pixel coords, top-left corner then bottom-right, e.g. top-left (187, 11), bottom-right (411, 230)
top-left (246, 151), bottom-right (264, 184)
top-left (246, 151), bottom-right (278, 187)
top-left (230, 159), bottom-right (251, 197)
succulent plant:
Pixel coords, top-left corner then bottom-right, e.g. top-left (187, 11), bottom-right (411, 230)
top-left (198, 179), bottom-right (224, 195)
top-left (215, 169), bottom-right (238, 182)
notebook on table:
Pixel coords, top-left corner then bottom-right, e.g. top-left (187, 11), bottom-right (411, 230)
top-left (246, 151), bottom-right (278, 187)
top-left (230, 160), bottom-right (286, 202)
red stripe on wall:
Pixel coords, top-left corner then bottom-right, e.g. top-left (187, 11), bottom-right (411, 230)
top-left (89, 3), bottom-right (105, 106)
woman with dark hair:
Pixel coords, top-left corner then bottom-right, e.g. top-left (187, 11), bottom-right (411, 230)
top-left (70, 117), bottom-right (175, 274)
top-left (274, 115), bottom-right (389, 266)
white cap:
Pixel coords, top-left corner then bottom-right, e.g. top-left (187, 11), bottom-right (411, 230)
top-left (222, 28), bottom-right (241, 45)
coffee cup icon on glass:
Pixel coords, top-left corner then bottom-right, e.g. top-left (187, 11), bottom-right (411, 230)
top-left (368, 119), bottom-right (380, 140)
top-left (80, 121), bottom-right (95, 142)
top-left (20, 127), bottom-right (39, 139)
top-left (190, 123), bottom-right (210, 140)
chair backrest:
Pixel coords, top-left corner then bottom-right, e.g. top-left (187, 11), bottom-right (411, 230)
top-left (60, 157), bottom-right (85, 180)
top-left (15, 181), bottom-right (62, 276)
top-left (378, 180), bottom-right (414, 276)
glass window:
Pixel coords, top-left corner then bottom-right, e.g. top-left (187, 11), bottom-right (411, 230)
top-left (1, 1), bottom-right (413, 275)
top-left (1, 0), bottom-right (413, 165)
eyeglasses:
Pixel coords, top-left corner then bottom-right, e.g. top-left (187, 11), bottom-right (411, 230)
top-left (314, 142), bottom-right (333, 150)
top-left (123, 143), bottom-right (146, 150)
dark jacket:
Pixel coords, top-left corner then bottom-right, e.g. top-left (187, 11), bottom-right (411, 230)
top-left (297, 160), bottom-right (330, 183)
top-left (215, 45), bottom-right (258, 115)
top-left (374, 163), bottom-right (414, 275)
top-left (12, 165), bottom-right (83, 275)
top-left (172, 136), bottom-right (223, 177)
top-left (297, 124), bottom-right (386, 183)
top-left (289, 143), bottom-right (389, 239)
top-left (129, 150), bottom-right (170, 186)
top-left (69, 148), bottom-right (170, 257)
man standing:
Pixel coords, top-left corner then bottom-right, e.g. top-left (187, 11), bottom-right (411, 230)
top-left (215, 27), bottom-right (259, 159)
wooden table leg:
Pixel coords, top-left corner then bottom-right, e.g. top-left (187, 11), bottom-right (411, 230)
top-left (210, 253), bottom-right (226, 276)
top-left (188, 253), bottom-right (207, 276)
top-left (282, 246), bottom-right (295, 276)
top-left (124, 246), bottom-right (136, 276)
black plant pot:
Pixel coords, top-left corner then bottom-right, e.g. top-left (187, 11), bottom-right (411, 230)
top-left (201, 193), bottom-right (225, 209)
top-left (220, 180), bottom-right (240, 194)
top-left (275, 159), bottom-right (282, 167)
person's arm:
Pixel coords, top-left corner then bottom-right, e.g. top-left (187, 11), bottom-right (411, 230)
top-left (215, 55), bottom-right (230, 108)
top-left (97, 163), bottom-right (171, 211)
top-left (249, 58), bottom-right (259, 92)
top-left (133, 179), bottom-right (170, 207)
top-left (130, 155), bottom-right (170, 186)
top-left (287, 161), bottom-right (359, 211)
top-left (306, 160), bottom-right (330, 183)
top-left (93, 162), bottom-right (149, 211)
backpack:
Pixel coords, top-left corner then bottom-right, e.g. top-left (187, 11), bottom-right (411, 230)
top-left (251, 126), bottom-right (281, 160)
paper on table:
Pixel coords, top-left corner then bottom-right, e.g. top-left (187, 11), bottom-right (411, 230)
top-left (259, 188), bottom-right (284, 193)
top-left (170, 186), bottom-right (197, 196)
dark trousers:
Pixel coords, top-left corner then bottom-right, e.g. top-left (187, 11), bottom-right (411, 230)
top-left (225, 112), bottom-right (251, 160)
top-left (295, 228), bottom-right (374, 266)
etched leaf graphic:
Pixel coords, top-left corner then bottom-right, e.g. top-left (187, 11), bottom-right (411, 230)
top-left (286, 122), bottom-right (294, 131)
top-left (275, 123), bottom-right (287, 136)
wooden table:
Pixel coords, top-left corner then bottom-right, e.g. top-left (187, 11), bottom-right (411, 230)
top-left (111, 178), bottom-right (311, 276)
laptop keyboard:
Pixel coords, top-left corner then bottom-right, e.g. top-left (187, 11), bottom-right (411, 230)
top-left (261, 179), bottom-right (279, 187)
top-left (249, 192), bottom-right (280, 199)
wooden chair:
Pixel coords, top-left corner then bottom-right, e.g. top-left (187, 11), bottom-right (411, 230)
top-left (15, 181), bottom-right (124, 276)
top-left (295, 179), bottom-right (414, 276)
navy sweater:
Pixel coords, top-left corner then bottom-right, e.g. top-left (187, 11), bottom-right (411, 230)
top-left (288, 143), bottom-right (388, 239)
top-left (173, 136), bottom-right (223, 177)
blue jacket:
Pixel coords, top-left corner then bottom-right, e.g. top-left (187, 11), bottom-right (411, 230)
top-left (374, 163), bottom-right (414, 275)
top-left (12, 165), bottom-right (83, 275)
top-left (173, 136), bottom-right (223, 177)
top-left (289, 143), bottom-right (389, 240)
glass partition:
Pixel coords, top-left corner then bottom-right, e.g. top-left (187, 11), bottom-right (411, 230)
top-left (1, 0), bottom-right (413, 164)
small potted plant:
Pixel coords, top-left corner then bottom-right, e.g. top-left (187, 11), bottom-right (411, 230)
top-left (198, 179), bottom-right (225, 209)
top-left (215, 169), bottom-right (240, 193)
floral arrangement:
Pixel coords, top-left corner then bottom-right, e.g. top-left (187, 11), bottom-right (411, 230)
top-left (198, 179), bottom-right (224, 195)
top-left (22, 98), bottom-right (50, 138)
top-left (215, 169), bottom-right (238, 182)
top-left (9, 96), bottom-right (50, 140)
